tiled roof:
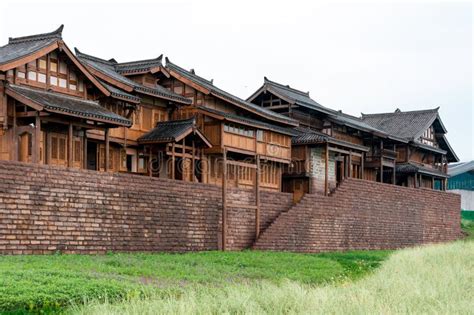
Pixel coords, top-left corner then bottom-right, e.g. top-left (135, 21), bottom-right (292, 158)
top-left (196, 106), bottom-right (297, 136)
top-left (7, 84), bottom-right (131, 126)
top-left (0, 25), bottom-right (63, 66)
top-left (138, 117), bottom-right (198, 143)
top-left (99, 80), bottom-right (141, 104)
top-left (165, 59), bottom-right (298, 127)
top-left (396, 162), bottom-right (448, 178)
top-left (256, 77), bottom-right (334, 115)
top-left (75, 49), bottom-right (191, 105)
top-left (114, 55), bottom-right (163, 74)
top-left (292, 127), bottom-right (328, 145)
top-left (361, 108), bottom-right (443, 140)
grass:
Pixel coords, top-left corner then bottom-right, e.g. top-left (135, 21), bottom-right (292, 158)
top-left (2, 212), bottom-right (472, 314)
top-left (71, 241), bottom-right (474, 315)
top-left (0, 250), bottom-right (390, 314)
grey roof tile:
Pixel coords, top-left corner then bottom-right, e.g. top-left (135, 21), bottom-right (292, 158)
top-left (7, 84), bottom-right (131, 126)
top-left (0, 25), bottom-right (63, 66)
top-left (138, 117), bottom-right (195, 143)
top-left (165, 59), bottom-right (298, 126)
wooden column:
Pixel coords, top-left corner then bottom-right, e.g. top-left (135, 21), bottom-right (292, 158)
top-left (361, 152), bottom-right (365, 179)
top-left (67, 123), bottom-right (73, 167)
top-left (12, 103), bottom-right (18, 161)
top-left (33, 112), bottom-right (41, 164)
top-left (148, 146), bottom-right (153, 177)
top-left (392, 144), bottom-right (397, 184)
top-left (379, 140), bottom-right (384, 183)
top-left (221, 148), bottom-right (227, 251)
top-left (431, 177), bottom-right (435, 189)
top-left (324, 142), bottom-right (329, 195)
top-left (348, 150), bottom-right (352, 178)
top-left (83, 130), bottom-right (88, 169)
top-left (255, 155), bottom-right (261, 239)
top-left (192, 140), bottom-right (196, 182)
top-left (171, 143), bottom-right (175, 179)
top-left (104, 128), bottom-right (110, 172)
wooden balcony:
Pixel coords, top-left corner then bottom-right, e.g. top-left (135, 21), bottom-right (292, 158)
top-left (365, 149), bottom-right (398, 168)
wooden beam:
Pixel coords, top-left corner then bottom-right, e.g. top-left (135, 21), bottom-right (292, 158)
top-left (222, 148), bottom-right (227, 251)
top-left (34, 112), bottom-right (41, 164)
top-left (255, 155), bottom-right (261, 239)
top-left (68, 123), bottom-right (73, 167)
top-left (226, 160), bottom-right (258, 169)
top-left (105, 128), bottom-right (110, 172)
top-left (325, 142), bottom-right (329, 196)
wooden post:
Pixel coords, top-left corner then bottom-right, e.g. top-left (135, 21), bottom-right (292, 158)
top-left (379, 140), bottom-right (384, 183)
top-left (104, 128), bottom-right (109, 172)
top-left (222, 148), bottom-right (227, 251)
top-left (148, 146), bottom-right (153, 177)
top-left (83, 130), bottom-right (88, 169)
top-left (347, 150), bottom-right (352, 178)
top-left (324, 142), bottom-right (329, 195)
top-left (361, 152), bottom-right (365, 179)
top-left (255, 155), bottom-right (261, 239)
top-left (419, 174), bottom-right (422, 188)
top-left (12, 102), bottom-right (18, 161)
top-left (67, 123), bottom-right (73, 167)
top-left (192, 140), bottom-right (196, 182)
top-left (431, 177), bottom-right (435, 189)
top-left (34, 112), bottom-right (41, 163)
top-left (171, 143), bottom-right (175, 180)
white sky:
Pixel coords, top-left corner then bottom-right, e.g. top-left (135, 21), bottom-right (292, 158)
top-left (1, 0), bottom-right (472, 161)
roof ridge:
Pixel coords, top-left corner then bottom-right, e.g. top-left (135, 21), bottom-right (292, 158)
top-left (165, 58), bottom-right (214, 85)
top-left (362, 107), bottom-right (440, 117)
top-left (9, 25), bottom-right (64, 44)
top-left (116, 54), bottom-right (163, 67)
top-left (74, 48), bottom-right (115, 66)
top-left (264, 77), bottom-right (310, 97)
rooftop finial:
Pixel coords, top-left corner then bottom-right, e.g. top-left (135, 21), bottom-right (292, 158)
top-left (395, 108), bottom-right (401, 113)
top-left (210, 79), bottom-right (214, 85)
top-left (190, 68), bottom-right (195, 74)
top-left (108, 58), bottom-right (118, 63)
top-left (157, 54), bottom-right (163, 60)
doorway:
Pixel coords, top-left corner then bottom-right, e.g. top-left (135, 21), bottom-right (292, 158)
top-left (87, 141), bottom-right (97, 170)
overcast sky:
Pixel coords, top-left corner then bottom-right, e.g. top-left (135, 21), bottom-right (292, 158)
top-left (1, 0), bottom-right (472, 161)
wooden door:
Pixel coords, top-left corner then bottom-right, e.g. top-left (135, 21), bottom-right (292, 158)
top-left (49, 133), bottom-right (67, 166)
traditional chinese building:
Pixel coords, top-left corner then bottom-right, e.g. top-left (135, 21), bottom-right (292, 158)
top-left (0, 26), bottom-right (132, 169)
top-left (248, 77), bottom-right (457, 197)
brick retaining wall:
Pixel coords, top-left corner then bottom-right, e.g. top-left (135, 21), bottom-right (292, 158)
top-left (253, 178), bottom-right (461, 252)
top-left (0, 161), bottom-right (461, 254)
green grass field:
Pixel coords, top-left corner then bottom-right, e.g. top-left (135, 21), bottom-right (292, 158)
top-left (1, 212), bottom-right (472, 314)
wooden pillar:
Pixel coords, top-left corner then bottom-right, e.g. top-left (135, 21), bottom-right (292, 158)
top-left (324, 142), bottom-right (329, 195)
top-left (361, 152), bottom-right (365, 179)
top-left (104, 128), bottom-right (109, 172)
top-left (222, 148), bottom-right (227, 251)
top-left (12, 102), bottom-right (18, 161)
top-left (348, 150), bottom-right (352, 178)
top-left (431, 177), bottom-right (435, 189)
top-left (67, 123), bottom-right (73, 167)
top-left (192, 140), bottom-right (196, 182)
top-left (34, 112), bottom-right (41, 164)
top-left (379, 140), bottom-right (384, 183)
top-left (83, 130), bottom-right (88, 169)
top-left (148, 146), bottom-right (153, 177)
top-left (255, 155), bottom-right (261, 239)
top-left (171, 143), bottom-right (176, 180)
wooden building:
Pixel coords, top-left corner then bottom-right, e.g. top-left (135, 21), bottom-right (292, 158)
top-left (74, 49), bottom-right (193, 174)
top-left (0, 26), bottom-right (132, 169)
top-left (156, 60), bottom-right (298, 190)
top-left (248, 78), bottom-right (457, 196)
top-left (361, 108), bottom-right (459, 189)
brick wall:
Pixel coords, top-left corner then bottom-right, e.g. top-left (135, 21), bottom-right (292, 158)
top-left (254, 178), bottom-right (461, 252)
top-left (0, 161), bottom-right (291, 254)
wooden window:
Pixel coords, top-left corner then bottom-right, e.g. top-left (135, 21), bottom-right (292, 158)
top-left (38, 73), bottom-right (46, 83)
top-left (38, 59), bottom-right (47, 70)
top-left (51, 137), bottom-right (58, 159)
top-left (59, 78), bottom-right (67, 88)
top-left (27, 71), bottom-right (37, 81)
top-left (74, 140), bottom-right (81, 162)
top-left (50, 76), bottom-right (58, 86)
top-left (257, 130), bottom-right (263, 141)
top-left (59, 61), bottom-right (67, 74)
top-left (142, 107), bottom-right (152, 130)
top-left (78, 79), bottom-right (84, 92)
top-left (58, 138), bottom-right (66, 160)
